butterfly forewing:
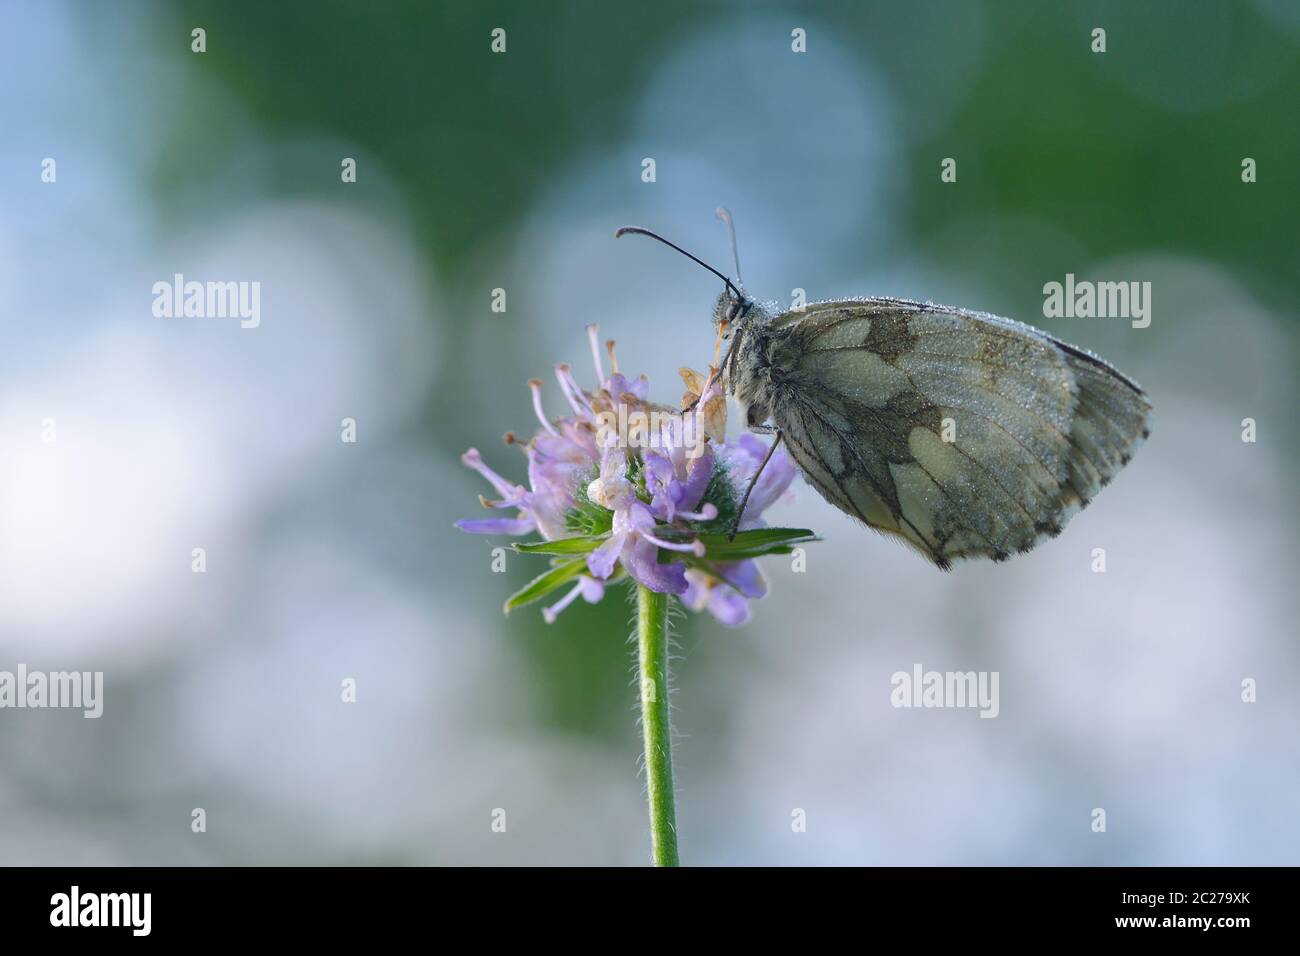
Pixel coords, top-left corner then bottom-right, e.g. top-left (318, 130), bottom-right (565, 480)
top-left (759, 298), bottom-right (1151, 568)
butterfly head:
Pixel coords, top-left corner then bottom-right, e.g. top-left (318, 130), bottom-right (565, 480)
top-left (712, 288), bottom-right (754, 339)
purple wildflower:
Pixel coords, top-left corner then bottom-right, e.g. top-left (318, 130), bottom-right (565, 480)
top-left (457, 325), bottom-right (801, 626)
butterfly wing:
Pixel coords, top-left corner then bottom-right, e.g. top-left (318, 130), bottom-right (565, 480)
top-left (762, 298), bottom-right (1151, 568)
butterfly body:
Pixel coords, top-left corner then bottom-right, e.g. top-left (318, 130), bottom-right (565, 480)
top-left (716, 292), bottom-right (1151, 569)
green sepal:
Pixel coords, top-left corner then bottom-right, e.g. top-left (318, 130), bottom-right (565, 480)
top-left (503, 556), bottom-right (589, 613)
top-left (677, 527), bottom-right (819, 560)
top-left (512, 536), bottom-right (605, 555)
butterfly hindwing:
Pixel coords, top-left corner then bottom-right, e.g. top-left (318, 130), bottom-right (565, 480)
top-left (758, 298), bottom-right (1151, 567)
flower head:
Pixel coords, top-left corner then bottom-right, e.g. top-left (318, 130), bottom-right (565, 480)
top-left (457, 326), bottom-right (812, 626)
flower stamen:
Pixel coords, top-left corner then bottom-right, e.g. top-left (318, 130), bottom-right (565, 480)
top-left (527, 379), bottom-right (559, 436)
top-left (676, 503), bottom-right (718, 522)
top-left (461, 448), bottom-right (524, 499)
top-left (542, 580), bottom-right (585, 623)
top-left (554, 363), bottom-right (591, 416)
top-left (643, 531), bottom-right (707, 557)
top-left (586, 323), bottom-right (605, 382)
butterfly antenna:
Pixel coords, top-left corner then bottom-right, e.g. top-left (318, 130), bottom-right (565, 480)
top-left (615, 226), bottom-right (744, 301)
top-left (715, 207), bottom-right (743, 287)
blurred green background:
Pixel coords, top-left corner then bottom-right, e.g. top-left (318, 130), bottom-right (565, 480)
top-left (1, 0), bottom-right (1296, 864)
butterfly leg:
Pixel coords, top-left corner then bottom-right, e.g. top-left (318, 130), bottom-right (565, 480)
top-left (729, 431), bottom-right (784, 540)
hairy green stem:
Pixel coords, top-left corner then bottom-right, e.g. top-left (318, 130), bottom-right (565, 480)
top-left (636, 585), bottom-right (680, 866)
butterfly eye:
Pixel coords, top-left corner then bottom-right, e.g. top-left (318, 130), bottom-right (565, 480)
top-left (726, 298), bottom-right (753, 324)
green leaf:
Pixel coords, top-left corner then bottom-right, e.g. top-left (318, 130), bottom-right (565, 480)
top-left (503, 556), bottom-right (589, 612)
top-left (512, 536), bottom-right (605, 555)
top-left (688, 527), bottom-right (819, 559)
